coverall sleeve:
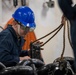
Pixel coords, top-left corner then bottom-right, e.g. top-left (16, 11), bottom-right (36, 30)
top-left (58, 0), bottom-right (75, 20)
top-left (0, 38), bottom-right (20, 67)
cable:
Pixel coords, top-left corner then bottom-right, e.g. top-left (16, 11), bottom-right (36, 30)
top-left (41, 24), bottom-right (63, 47)
top-left (31, 15), bottom-right (72, 62)
top-left (60, 23), bottom-right (66, 60)
top-left (33, 23), bottom-right (63, 43)
top-left (67, 20), bottom-right (73, 49)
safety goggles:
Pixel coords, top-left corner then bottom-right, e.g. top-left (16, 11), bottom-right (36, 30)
top-left (20, 24), bottom-right (35, 32)
top-left (15, 20), bottom-right (35, 31)
top-left (20, 25), bottom-right (30, 31)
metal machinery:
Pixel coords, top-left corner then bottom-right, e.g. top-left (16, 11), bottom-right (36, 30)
top-left (0, 58), bottom-right (75, 75)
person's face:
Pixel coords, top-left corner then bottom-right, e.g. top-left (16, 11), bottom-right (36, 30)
top-left (12, 20), bottom-right (30, 38)
top-left (19, 25), bottom-right (30, 37)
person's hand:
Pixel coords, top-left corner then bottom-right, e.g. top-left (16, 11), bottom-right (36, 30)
top-left (20, 56), bottom-right (31, 61)
top-left (33, 41), bottom-right (44, 50)
top-left (61, 15), bottom-right (67, 25)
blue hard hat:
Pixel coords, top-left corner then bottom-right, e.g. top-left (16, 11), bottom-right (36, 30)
top-left (12, 6), bottom-right (36, 29)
